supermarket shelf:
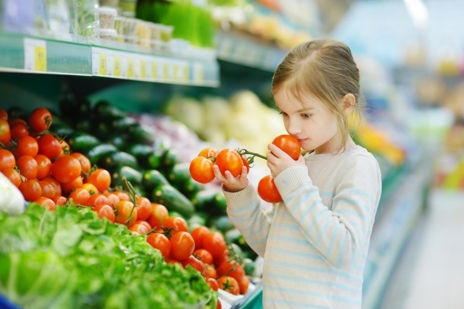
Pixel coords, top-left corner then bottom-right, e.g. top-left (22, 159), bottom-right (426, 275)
top-left (0, 31), bottom-right (219, 87)
top-left (215, 30), bottom-right (287, 72)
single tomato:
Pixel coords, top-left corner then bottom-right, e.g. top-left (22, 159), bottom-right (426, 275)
top-left (16, 155), bottom-right (38, 180)
top-left (135, 196), bottom-right (152, 221)
top-left (28, 107), bottom-right (52, 133)
top-left (51, 156), bottom-right (81, 184)
top-left (238, 275), bottom-right (250, 294)
top-left (0, 119), bottom-right (11, 145)
top-left (215, 148), bottom-right (243, 177)
top-left (14, 135), bottom-right (38, 158)
top-left (42, 176), bottom-right (62, 197)
top-left (93, 204), bottom-right (115, 222)
top-left (37, 133), bottom-right (61, 160)
top-left (198, 147), bottom-right (218, 159)
top-left (114, 200), bottom-right (137, 226)
top-left (61, 176), bottom-right (83, 194)
top-left (52, 195), bottom-right (67, 206)
top-left (147, 203), bottom-right (168, 228)
top-left (189, 156), bottom-right (215, 184)
top-left (35, 154), bottom-right (52, 180)
top-left (204, 264), bottom-right (218, 279)
top-left (19, 179), bottom-right (42, 202)
top-left (38, 179), bottom-right (56, 199)
top-left (10, 122), bottom-right (29, 140)
top-left (217, 276), bottom-right (240, 295)
top-left (70, 152), bottom-right (91, 174)
top-left (0, 149), bottom-right (15, 171)
top-left (164, 215), bottom-right (189, 234)
top-left (217, 260), bottom-right (245, 283)
top-left (190, 225), bottom-right (210, 250)
top-left (34, 196), bottom-right (56, 211)
top-left (0, 108), bottom-right (7, 121)
top-left (1, 168), bottom-right (22, 187)
top-left (206, 277), bottom-right (219, 291)
top-left (193, 248), bottom-right (213, 265)
top-left (257, 175), bottom-right (282, 203)
top-left (272, 134), bottom-right (301, 160)
top-left (182, 255), bottom-right (205, 275)
top-left (170, 231), bottom-right (195, 261)
top-left (68, 187), bottom-right (91, 205)
top-left (86, 193), bottom-right (109, 207)
top-left (202, 231), bottom-right (227, 258)
top-left (146, 232), bottom-right (171, 258)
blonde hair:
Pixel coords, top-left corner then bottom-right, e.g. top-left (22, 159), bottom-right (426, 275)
top-left (272, 39), bottom-right (364, 150)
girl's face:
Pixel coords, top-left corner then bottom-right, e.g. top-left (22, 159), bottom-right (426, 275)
top-left (274, 86), bottom-right (341, 154)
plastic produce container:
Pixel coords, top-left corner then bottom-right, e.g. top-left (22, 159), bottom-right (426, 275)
top-left (98, 6), bottom-right (117, 29)
top-left (99, 28), bottom-right (117, 40)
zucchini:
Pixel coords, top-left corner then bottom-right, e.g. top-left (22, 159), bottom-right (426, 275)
top-left (98, 151), bottom-right (139, 172)
top-left (191, 189), bottom-right (227, 214)
top-left (147, 150), bottom-right (164, 170)
top-left (74, 119), bottom-right (93, 133)
top-left (151, 184), bottom-right (195, 219)
top-left (93, 122), bottom-right (112, 141)
top-left (179, 177), bottom-right (203, 199)
top-left (66, 132), bottom-right (100, 153)
top-left (126, 143), bottom-right (154, 167)
top-left (106, 134), bottom-right (127, 150)
top-left (110, 117), bottom-right (138, 134)
top-left (84, 143), bottom-right (118, 165)
top-left (111, 165), bottom-right (143, 188)
top-left (167, 162), bottom-right (191, 187)
top-left (142, 169), bottom-right (170, 193)
top-left (127, 123), bottom-right (155, 145)
top-left (93, 100), bottom-right (127, 120)
top-left (159, 148), bottom-right (180, 174)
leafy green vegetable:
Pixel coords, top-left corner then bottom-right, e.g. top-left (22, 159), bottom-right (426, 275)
top-left (0, 204), bottom-right (216, 309)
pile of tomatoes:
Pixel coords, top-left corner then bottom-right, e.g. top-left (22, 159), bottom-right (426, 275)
top-left (189, 134), bottom-right (301, 204)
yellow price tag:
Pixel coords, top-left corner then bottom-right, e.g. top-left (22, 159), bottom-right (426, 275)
top-left (127, 58), bottom-right (135, 78)
top-left (140, 60), bottom-right (147, 79)
top-left (99, 53), bottom-right (107, 75)
top-left (195, 65), bottom-right (204, 82)
top-left (163, 62), bottom-right (169, 81)
top-left (113, 56), bottom-right (122, 77)
top-left (151, 61), bottom-right (158, 79)
top-left (183, 66), bottom-right (189, 82)
top-left (34, 46), bottom-right (47, 72)
top-left (173, 63), bottom-right (179, 82)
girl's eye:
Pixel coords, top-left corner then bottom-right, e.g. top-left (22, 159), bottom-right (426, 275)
top-left (301, 113), bottom-right (311, 119)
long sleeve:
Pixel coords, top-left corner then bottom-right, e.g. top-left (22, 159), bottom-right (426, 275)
top-left (273, 154), bottom-right (382, 269)
top-left (223, 185), bottom-right (275, 257)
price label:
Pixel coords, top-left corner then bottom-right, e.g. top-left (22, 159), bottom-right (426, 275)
top-left (182, 65), bottom-right (189, 82)
top-left (127, 58), bottom-right (135, 79)
top-left (151, 61), bottom-right (159, 80)
top-left (113, 55), bottom-right (122, 77)
top-left (140, 59), bottom-right (147, 79)
top-left (24, 39), bottom-right (47, 72)
top-left (172, 63), bottom-right (179, 82)
top-left (99, 53), bottom-right (108, 75)
top-left (194, 63), bottom-right (204, 83)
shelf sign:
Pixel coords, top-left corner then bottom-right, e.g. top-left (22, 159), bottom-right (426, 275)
top-left (127, 58), bottom-right (135, 79)
top-left (113, 55), bottom-right (122, 77)
top-left (193, 63), bottom-right (204, 83)
top-left (99, 53), bottom-right (108, 75)
top-left (24, 39), bottom-right (47, 72)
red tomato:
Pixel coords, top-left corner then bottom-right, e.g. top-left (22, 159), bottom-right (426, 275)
top-left (34, 196), bottom-right (56, 211)
top-left (213, 250), bottom-right (230, 269)
top-left (61, 176), bottom-right (83, 194)
top-left (217, 298), bottom-right (222, 309)
top-left (1, 168), bottom-right (22, 187)
top-left (52, 195), bottom-right (67, 206)
top-left (191, 225), bottom-right (210, 250)
top-left (147, 203), bottom-right (168, 228)
top-left (51, 156), bottom-right (81, 184)
top-left (37, 134), bottom-right (62, 160)
top-left (217, 260), bottom-right (245, 283)
top-left (164, 215), bottom-right (189, 234)
top-left (70, 152), bottom-right (91, 174)
top-left (86, 193), bottom-right (109, 207)
top-left (204, 264), bottom-right (218, 279)
top-left (241, 155), bottom-right (250, 173)
top-left (17, 155), bottom-right (38, 180)
top-left (189, 156), bottom-right (215, 184)
top-left (35, 154), bottom-right (52, 180)
top-left (14, 136), bottom-right (38, 158)
top-left (93, 204), bottom-right (115, 223)
top-left (272, 134), bottom-right (301, 160)
top-left (135, 196), bottom-right (152, 221)
top-left (58, 139), bottom-right (70, 157)
top-left (203, 231), bottom-right (227, 258)
top-left (170, 231), bottom-right (195, 261)
top-left (146, 233), bottom-right (171, 258)
top-left (0, 119), bottom-right (11, 145)
top-left (129, 222), bottom-right (151, 235)
top-left (0, 108), bottom-right (7, 121)
top-left (0, 149), bottom-right (15, 171)
top-left (28, 107), bottom-right (52, 133)
top-left (182, 255), bottom-right (205, 275)
top-left (215, 148), bottom-right (243, 177)
top-left (238, 275), bottom-right (250, 294)
top-left (82, 183), bottom-right (98, 195)
top-left (206, 277), bottom-right (219, 291)
top-left (113, 191), bottom-right (130, 201)
top-left (8, 118), bottom-right (26, 127)
top-left (135, 220), bottom-right (152, 231)
top-left (10, 122), bottom-right (29, 140)
top-left (193, 248), bottom-right (213, 265)
top-left (114, 200), bottom-right (137, 226)
top-left (104, 192), bottom-right (120, 206)
top-left (38, 180), bottom-right (56, 199)
top-left (19, 179), bottom-right (42, 202)
top-left (217, 276), bottom-right (240, 295)
top-left (257, 175), bottom-right (282, 203)
top-left (198, 147), bottom-right (218, 159)
top-left (68, 188), bottom-right (91, 205)
top-left (42, 176), bottom-right (61, 197)
top-left (86, 168), bottom-right (111, 193)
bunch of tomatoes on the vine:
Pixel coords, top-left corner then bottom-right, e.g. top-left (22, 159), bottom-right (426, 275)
top-left (189, 134), bottom-right (301, 204)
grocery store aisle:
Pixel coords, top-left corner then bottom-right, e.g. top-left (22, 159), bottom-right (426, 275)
top-left (380, 189), bottom-right (464, 309)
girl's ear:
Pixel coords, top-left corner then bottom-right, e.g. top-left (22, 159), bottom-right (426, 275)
top-left (342, 93), bottom-right (355, 114)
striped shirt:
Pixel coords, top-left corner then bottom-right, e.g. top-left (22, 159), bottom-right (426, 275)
top-left (224, 145), bottom-right (382, 309)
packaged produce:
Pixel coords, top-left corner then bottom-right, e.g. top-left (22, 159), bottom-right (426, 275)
top-left (0, 0), bottom-right (48, 35)
top-left (135, 19), bottom-right (151, 47)
top-left (97, 6), bottom-right (117, 29)
top-left (68, 0), bottom-right (99, 39)
top-left (119, 0), bottom-right (136, 17)
top-left (99, 28), bottom-right (117, 40)
top-left (99, 0), bottom-right (119, 8)
top-left (45, 0), bottom-right (72, 40)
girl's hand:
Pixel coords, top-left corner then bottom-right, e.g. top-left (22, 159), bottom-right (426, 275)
top-left (213, 165), bottom-right (248, 192)
top-left (267, 143), bottom-right (305, 177)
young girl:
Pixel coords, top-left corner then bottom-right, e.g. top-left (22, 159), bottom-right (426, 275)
top-left (213, 39), bottom-right (382, 309)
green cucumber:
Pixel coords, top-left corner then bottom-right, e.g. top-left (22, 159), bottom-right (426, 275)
top-left (84, 143), bottom-right (118, 165)
top-left (74, 119), bottom-right (93, 133)
top-left (98, 151), bottom-right (139, 172)
top-left (66, 132), bottom-right (100, 153)
top-left (126, 143), bottom-right (154, 167)
top-left (159, 149), bottom-right (180, 174)
top-left (106, 134), bottom-right (127, 150)
top-left (180, 177), bottom-right (203, 199)
top-left (110, 117), bottom-right (138, 134)
top-left (147, 150), bottom-right (164, 170)
top-left (142, 169), bottom-right (170, 193)
top-left (127, 123), bottom-right (155, 145)
top-left (93, 100), bottom-right (127, 120)
top-left (209, 215), bottom-right (234, 233)
top-left (151, 184), bottom-right (195, 219)
top-left (167, 162), bottom-right (190, 186)
top-left (191, 189), bottom-right (227, 214)
top-left (93, 122), bottom-right (112, 141)
top-left (111, 165), bottom-right (143, 188)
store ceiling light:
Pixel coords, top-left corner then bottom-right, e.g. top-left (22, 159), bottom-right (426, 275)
top-left (404, 0), bottom-right (429, 31)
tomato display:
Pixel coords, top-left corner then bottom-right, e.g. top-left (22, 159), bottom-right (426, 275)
top-left (272, 134), bottom-right (301, 160)
top-left (215, 148), bottom-right (243, 177)
top-left (257, 175), bottom-right (282, 203)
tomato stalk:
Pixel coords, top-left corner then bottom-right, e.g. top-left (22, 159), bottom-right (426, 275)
top-left (123, 178), bottom-right (138, 226)
top-left (236, 148), bottom-right (267, 165)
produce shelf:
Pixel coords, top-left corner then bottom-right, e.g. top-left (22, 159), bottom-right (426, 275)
top-left (0, 31), bottom-right (219, 87)
top-left (215, 30), bottom-right (287, 72)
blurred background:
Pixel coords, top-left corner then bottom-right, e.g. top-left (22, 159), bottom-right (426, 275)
top-left (0, 0), bottom-right (463, 308)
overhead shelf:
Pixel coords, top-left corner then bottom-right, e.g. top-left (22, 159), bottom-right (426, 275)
top-left (215, 30), bottom-right (287, 72)
top-left (0, 31), bottom-right (219, 87)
